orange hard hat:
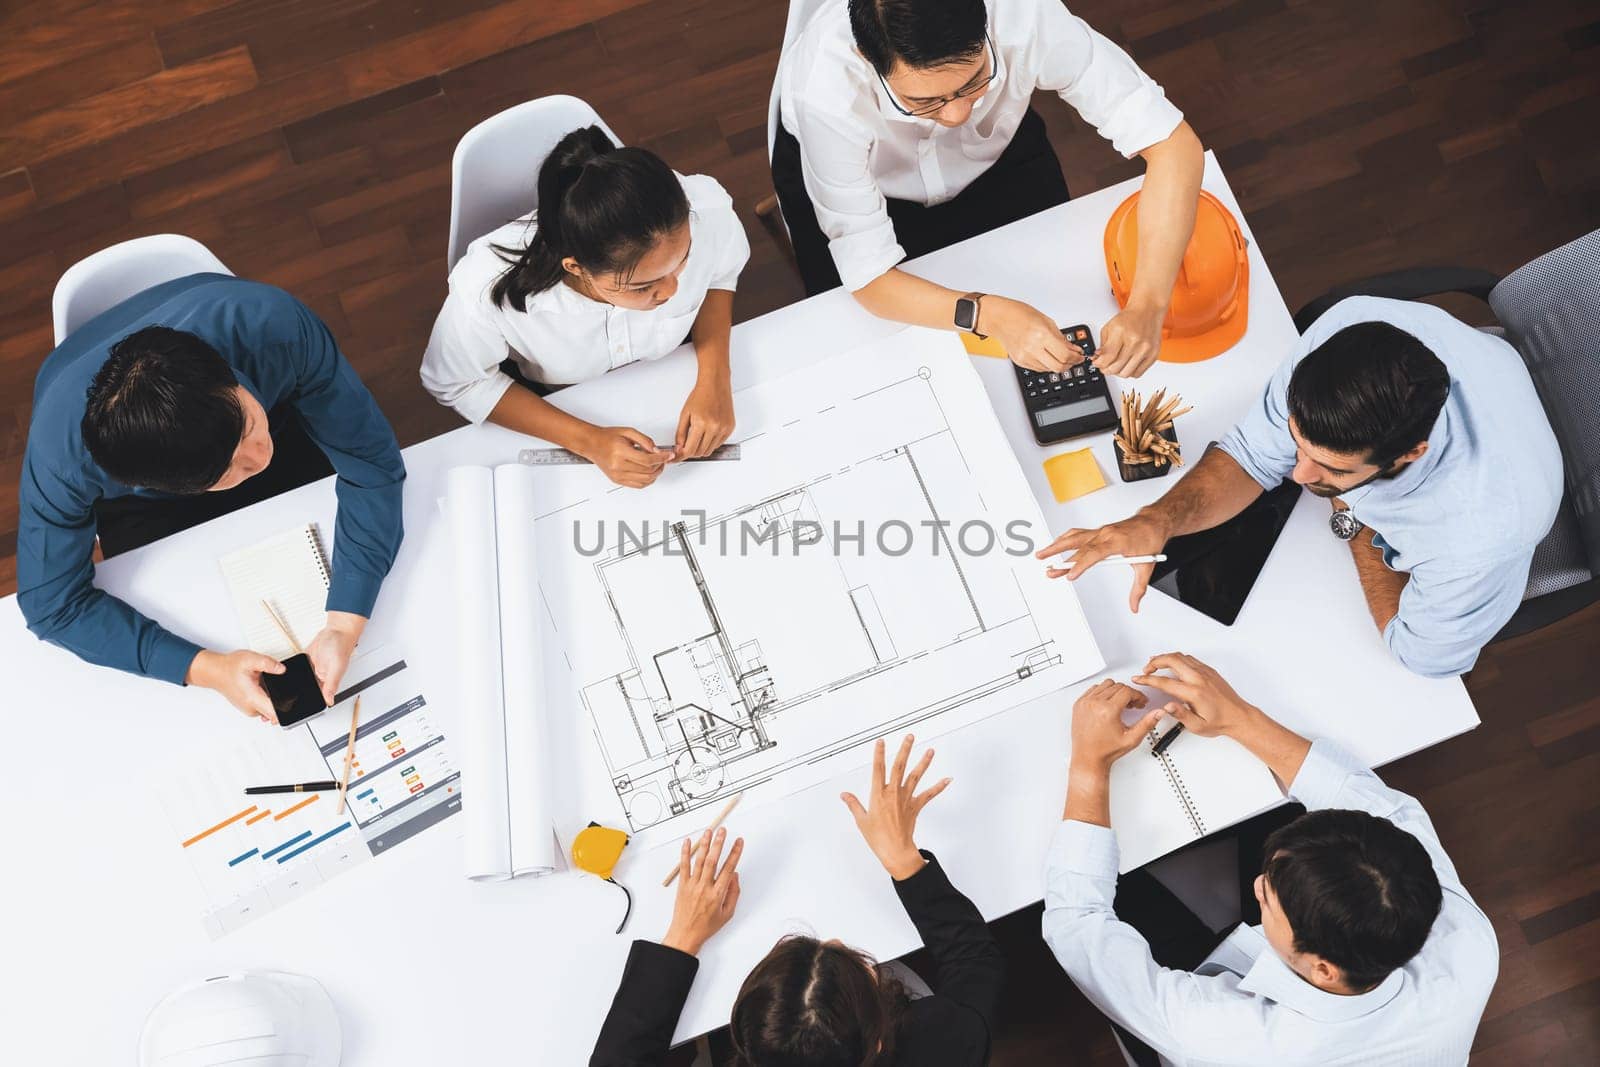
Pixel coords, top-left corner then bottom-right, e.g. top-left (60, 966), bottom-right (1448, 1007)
top-left (1104, 189), bottom-right (1249, 363)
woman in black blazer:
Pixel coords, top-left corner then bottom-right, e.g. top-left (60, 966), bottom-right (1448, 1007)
top-left (590, 735), bottom-right (1004, 1066)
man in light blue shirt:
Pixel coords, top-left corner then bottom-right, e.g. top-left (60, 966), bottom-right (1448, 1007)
top-left (1043, 654), bottom-right (1499, 1066)
top-left (1039, 295), bottom-right (1563, 677)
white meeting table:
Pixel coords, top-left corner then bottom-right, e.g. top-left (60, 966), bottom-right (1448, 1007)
top-left (1, 154), bottom-right (1478, 1063)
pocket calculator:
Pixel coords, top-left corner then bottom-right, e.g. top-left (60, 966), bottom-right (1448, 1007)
top-left (1015, 324), bottom-right (1120, 445)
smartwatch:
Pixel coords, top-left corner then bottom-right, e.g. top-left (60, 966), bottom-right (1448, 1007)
top-left (954, 292), bottom-right (986, 339)
top-left (1329, 510), bottom-right (1365, 541)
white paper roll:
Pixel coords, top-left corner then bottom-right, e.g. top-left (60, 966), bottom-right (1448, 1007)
top-left (444, 464), bottom-right (557, 881)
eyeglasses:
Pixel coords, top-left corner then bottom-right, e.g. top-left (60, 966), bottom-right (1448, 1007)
top-left (876, 34), bottom-right (997, 118)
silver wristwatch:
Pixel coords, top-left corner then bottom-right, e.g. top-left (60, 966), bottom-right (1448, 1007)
top-left (1329, 510), bottom-right (1365, 541)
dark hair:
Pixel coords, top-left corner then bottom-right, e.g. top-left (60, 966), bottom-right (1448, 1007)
top-left (490, 126), bottom-right (689, 311)
top-left (1262, 809), bottom-right (1443, 991)
top-left (729, 935), bottom-right (908, 1066)
top-left (849, 0), bottom-right (988, 77)
top-left (1286, 321), bottom-right (1450, 468)
top-left (81, 325), bottom-right (244, 493)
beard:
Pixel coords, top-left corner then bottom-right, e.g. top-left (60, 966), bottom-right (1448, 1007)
top-left (1305, 460), bottom-right (1408, 499)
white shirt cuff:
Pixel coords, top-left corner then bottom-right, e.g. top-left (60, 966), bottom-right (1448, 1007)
top-left (1286, 739), bottom-right (1363, 810)
top-left (830, 226), bottom-right (908, 292)
top-left (449, 369), bottom-right (517, 425)
top-left (1049, 819), bottom-right (1121, 879)
top-left (1102, 94), bottom-right (1185, 159)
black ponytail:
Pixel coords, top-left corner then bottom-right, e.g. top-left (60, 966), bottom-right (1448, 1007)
top-left (490, 126), bottom-right (690, 311)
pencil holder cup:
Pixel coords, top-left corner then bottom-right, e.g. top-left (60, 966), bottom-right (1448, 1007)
top-left (1114, 426), bottom-right (1179, 483)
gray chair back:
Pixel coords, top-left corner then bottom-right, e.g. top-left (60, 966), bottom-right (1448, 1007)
top-left (1489, 228), bottom-right (1600, 599)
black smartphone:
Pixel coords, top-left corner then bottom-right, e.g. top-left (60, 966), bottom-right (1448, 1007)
top-left (1014, 325), bottom-right (1120, 445)
top-left (262, 652), bottom-right (327, 727)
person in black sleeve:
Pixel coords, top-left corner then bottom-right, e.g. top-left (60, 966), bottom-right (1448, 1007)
top-left (590, 734), bottom-right (1003, 1066)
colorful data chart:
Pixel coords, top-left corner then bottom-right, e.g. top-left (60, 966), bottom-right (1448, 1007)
top-left (158, 651), bottom-right (459, 937)
top-left (308, 656), bottom-right (461, 856)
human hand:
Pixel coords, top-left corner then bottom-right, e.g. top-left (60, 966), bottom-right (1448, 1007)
top-left (1070, 679), bottom-right (1163, 772)
top-left (984, 297), bottom-right (1083, 373)
top-left (1035, 510), bottom-right (1171, 611)
top-left (1132, 652), bottom-right (1258, 737)
top-left (578, 425), bottom-right (674, 488)
top-left (187, 649), bottom-right (284, 724)
top-left (675, 374), bottom-right (735, 459)
top-left (841, 735), bottom-right (950, 880)
top-left (660, 826), bottom-right (744, 957)
top-left (1096, 301), bottom-right (1167, 377)
top-left (306, 611), bottom-right (365, 706)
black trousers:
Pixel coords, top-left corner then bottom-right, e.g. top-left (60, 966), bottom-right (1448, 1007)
top-left (1110, 803), bottom-right (1306, 1066)
top-left (771, 105), bottom-right (1071, 297)
top-left (93, 409), bottom-right (334, 559)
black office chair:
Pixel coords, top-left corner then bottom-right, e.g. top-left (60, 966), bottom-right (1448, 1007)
top-left (1294, 228), bottom-right (1600, 642)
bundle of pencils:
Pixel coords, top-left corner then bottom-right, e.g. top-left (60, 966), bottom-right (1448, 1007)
top-left (1115, 388), bottom-right (1192, 468)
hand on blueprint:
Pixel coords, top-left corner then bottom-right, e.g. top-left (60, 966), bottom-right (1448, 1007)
top-left (1037, 510), bottom-right (1171, 612)
top-left (660, 827), bottom-right (744, 957)
top-left (306, 611), bottom-right (366, 706)
top-left (1096, 301), bottom-right (1165, 378)
top-left (1070, 680), bottom-right (1162, 770)
top-left (186, 648), bottom-right (283, 724)
top-left (841, 735), bottom-right (951, 881)
top-left (985, 297), bottom-right (1084, 373)
top-left (1132, 653), bottom-right (1257, 738)
top-left (675, 375), bottom-right (735, 459)
top-left (580, 425), bottom-right (673, 488)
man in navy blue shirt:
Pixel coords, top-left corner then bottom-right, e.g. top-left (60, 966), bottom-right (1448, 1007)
top-left (18, 273), bottom-right (406, 720)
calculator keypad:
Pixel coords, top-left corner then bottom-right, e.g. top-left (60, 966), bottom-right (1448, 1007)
top-left (1015, 326), bottom-right (1103, 404)
top-left (1013, 324), bottom-right (1118, 443)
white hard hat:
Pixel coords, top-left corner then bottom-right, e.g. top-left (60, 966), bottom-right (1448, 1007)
top-left (138, 971), bottom-right (341, 1067)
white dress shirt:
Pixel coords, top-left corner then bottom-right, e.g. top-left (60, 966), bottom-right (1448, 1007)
top-left (420, 173), bottom-right (750, 423)
top-left (776, 0), bottom-right (1183, 290)
top-left (1043, 740), bottom-right (1499, 1066)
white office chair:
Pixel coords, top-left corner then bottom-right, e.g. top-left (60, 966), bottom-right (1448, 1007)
top-left (756, 0), bottom-right (831, 259)
top-left (52, 234), bottom-right (232, 346)
top-left (765, 0), bottom-right (832, 163)
top-left (445, 95), bottom-right (624, 272)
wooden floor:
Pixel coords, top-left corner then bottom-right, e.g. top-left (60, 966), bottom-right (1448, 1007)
top-left (2, 1), bottom-right (1597, 1061)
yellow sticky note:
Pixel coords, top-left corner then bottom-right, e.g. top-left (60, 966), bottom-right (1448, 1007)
top-left (1043, 448), bottom-right (1106, 503)
top-left (959, 331), bottom-right (1009, 358)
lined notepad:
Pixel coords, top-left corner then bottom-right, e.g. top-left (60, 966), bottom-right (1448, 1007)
top-left (218, 525), bottom-right (331, 660)
top-left (1110, 710), bottom-right (1282, 871)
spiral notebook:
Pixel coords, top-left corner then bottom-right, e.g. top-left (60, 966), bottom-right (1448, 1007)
top-left (1109, 713), bottom-right (1283, 872)
top-left (218, 524), bottom-right (331, 660)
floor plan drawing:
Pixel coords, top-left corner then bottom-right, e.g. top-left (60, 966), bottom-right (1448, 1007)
top-left (528, 331), bottom-right (1104, 846)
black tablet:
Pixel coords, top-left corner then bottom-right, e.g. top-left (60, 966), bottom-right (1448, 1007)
top-left (1148, 477), bottom-right (1301, 626)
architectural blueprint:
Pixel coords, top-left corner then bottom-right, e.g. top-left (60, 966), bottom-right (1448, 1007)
top-left (518, 330), bottom-right (1104, 847)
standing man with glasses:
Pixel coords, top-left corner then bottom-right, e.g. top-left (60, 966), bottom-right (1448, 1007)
top-left (773, 0), bottom-right (1204, 376)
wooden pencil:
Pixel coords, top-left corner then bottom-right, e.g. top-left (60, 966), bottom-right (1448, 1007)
top-left (662, 791), bottom-right (745, 887)
top-left (260, 598), bottom-right (304, 655)
top-left (336, 695), bottom-right (362, 814)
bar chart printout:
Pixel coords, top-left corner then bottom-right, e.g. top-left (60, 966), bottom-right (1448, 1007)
top-left (156, 651), bottom-right (460, 937)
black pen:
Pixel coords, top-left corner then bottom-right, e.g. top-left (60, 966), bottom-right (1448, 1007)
top-left (1151, 724), bottom-right (1186, 757)
top-left (245, 781), bottom-right (339, 795)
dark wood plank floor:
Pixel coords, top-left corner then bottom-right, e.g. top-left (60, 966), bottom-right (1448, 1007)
top-left (2, 1), bottom-right (1597, 1062)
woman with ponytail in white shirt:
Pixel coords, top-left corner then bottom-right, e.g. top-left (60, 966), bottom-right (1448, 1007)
top-left (421, 125), bottom-right (750, 487)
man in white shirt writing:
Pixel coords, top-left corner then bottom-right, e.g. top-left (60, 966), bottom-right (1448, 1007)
top-left (1043, 654), bottom-right (1499, 1066)
top-left (774, 0), bottom-right (1204, 376)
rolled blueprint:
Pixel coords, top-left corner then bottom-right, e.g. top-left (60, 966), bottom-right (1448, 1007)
top-left (444, 464), bottom-right (557, 880)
